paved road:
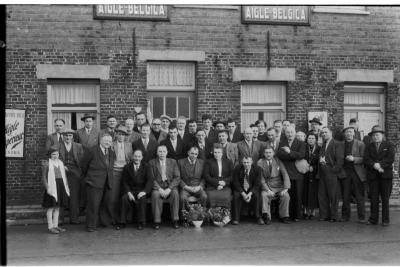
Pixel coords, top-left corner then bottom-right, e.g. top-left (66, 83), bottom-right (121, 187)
top-left (6, 211), bottom-right (400, 265)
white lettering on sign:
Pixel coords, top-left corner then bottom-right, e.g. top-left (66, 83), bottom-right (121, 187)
top-left (244, 6), bottom-right (308, 24)
top-left (96, 5), bottom-right (166, 18)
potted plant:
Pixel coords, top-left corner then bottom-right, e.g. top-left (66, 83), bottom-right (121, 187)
top-left (181, 203), bottom-right (207, 228)
top-left (207, 207), bottom-right (231, 227)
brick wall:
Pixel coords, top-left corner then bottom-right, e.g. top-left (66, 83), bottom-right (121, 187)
top-left (6, 5), bottom-right (400, 205)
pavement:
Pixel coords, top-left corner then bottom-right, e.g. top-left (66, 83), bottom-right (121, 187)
top-left (5, 210), bottom-right (400, 266)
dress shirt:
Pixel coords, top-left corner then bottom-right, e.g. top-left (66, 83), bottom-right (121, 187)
top-left (142, 138), bottom-right (149, 149)
top-left (114, 142), bottom-right (127, 168)
top-left (178, 130), bottom-right (185, 138)
top-left (170, 138), bottom-right (178, 151)
top-left (217, 160), bottom-right (222, 177)
top-left (160, 159), bottom-right (167, 181)
top-left (245, 140), bottom-right (252, 149)
top-left (64, 142), bottom-right (72, 152)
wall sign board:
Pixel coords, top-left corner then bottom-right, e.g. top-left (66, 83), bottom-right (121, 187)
top-left (242, 6), bottom-right (310, 25)
top-left (6, 109), bottom-right (25, 158)
top-left (94, 5), bottom-right (169, 21)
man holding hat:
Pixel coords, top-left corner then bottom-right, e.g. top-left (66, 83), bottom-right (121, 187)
top-left (111, 125), bottom-right (133, 229)
top-left (341, 126), bottom-right (366, 223)
top-left (160, 114), bottom-right (172, 133)
top-left (59, 129), bottom-right (84, 224)
top-left (364, 126), bottom-right (395, 226)
top-left (76, 113), bottom-right (99, 151)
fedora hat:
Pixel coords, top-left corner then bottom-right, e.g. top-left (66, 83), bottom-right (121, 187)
top-left (309, 117), bottom-right (322, 125)
top-left (115, 125), bottom-right (128, 135)
top-left (342, 126), bottom-right (355, 133)
top-left (368, 126), bottom-right (385, 136)
top-left (62, 128), bottom-right (76, 135)
top-left (213, 120), bottom-right (226, 127)
top-left (160, 114), bottom-right (172, 122)
top-left (80, 113), bottom-right (96, 122)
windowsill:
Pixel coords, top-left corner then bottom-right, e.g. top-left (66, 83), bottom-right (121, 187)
top-left (312, 7), bottom-right (370, 15)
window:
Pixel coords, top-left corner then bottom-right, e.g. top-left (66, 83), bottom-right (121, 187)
top-left (147, 62), bottom-right (195, 120)
top-left (241, 83), bottom-right (286, 130)
top-left (313, 6), bottom-right (369, 15)
top-left (344, 84), bottom-right (385, 139)
top-left (47, 80), bottom-right (100, 133)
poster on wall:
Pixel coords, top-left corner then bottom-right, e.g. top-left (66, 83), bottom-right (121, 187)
top-left (308, 111), bottom-right (328, 130)
top-left (6, 109), bottom-right (25, 158)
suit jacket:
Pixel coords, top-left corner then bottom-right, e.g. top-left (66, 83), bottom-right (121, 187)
top-left (257, 157), bottom-right (290, 191)
top-left (276, 138), bottom-right (306, 180)
top-left (76, 127), bottom-right (100, 150)
top-left (132, 138), bottom-right (158, 163)
top-left (150, 130), bottom-right (168, 144)
top-left (80, 145), bottom-right (115, 189)
top-left (112, 141), bottom-right (133, 164)
top-left (264, 139), bottom-right (280, 153)
top-left (203, 158), bottom-right (233, 190)
top-left (160, 138), bottom-right (187, 161)
top-left (228, 129), bottom-right (244, 143)
top-left (221, 142), bottom-right (239, 166)
top-left (99, 127), bottom-right (117, 141)
top-left (121, 161), bottom-right (153, 195)
top-left (318, 138), bottom-right (345, 178)
top-left (45, 132), bottom-right (63, 151)
top-left (148, 158), bottom-right (181, 190)
top-left (205, 128), bottom-right (218, 145)
top-left (257, 132), bottom-right (269, 142)
top-left (180, 132), bottom-right (197, 150)
top-left (178, 158), bottom-right (205, 188)
top-left (59, 142), bottom-right (84, 165)
top-left (237, 139), bottom-right (265, 163)
top-left (364, 140), bottom-right (395, 180)
top-left (232, 164), bottom-right (261, 195)
top-left (194, 142), bottom-right (213, 161)
top-left (126, 131), bottom-right (141, 143)
top-left (342, 139), bottom-right (366, 181)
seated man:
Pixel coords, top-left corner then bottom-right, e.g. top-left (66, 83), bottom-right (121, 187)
top-left (178, 146), bottom-right (207, 212)
top-left (148, 145), bottom-right (181, 230)
top-left (232, 156), bottom-right (264, 225)
top-left (120, 150), bottom-right (153, 230)
top-left (258, 147), bottom-right (291, 224)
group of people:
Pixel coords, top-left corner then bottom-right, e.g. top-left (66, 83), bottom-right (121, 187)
top-left (42, 112), bottom-right (396, 234)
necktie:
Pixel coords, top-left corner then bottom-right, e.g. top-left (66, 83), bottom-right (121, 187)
top-left (104, 148), bottom-right (109, 166)
top-left (375, 142), bottom-right (380, 151)
top-left (87, 128), bottom-right (90, 135)
top-left (143, 139), bottom-right (148, 150)
top-left (243, 170), bottom-right (250, 192)
top-left (199, 143), bottom-right (204, 149)
top-left (161, 161), bottom-right (167, 182)
top-left (268, 160), bottom-right (272, 174)
top-left (58, 134), bottom-right (62, 144)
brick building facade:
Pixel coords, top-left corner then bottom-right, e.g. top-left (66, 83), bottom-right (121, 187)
top-left (5, 5), bottom-right (400, 206)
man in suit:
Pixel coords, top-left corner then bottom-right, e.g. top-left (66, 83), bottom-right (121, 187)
top-left (276, 126), bottom-right (306, 221)
top-left (176, 116), bottom-right (188, 140)
top-left (132, 123), bottom-right (158, 163)
top-left (255, 120), bottom-right (268, 142)
top-left (318, 126), bottom-right (345, 222)
top-left (125, 118), bottom-right (141, 143)
top-left (45, 118), bottom-right (65, 151)
top-left (202, 114), bottom-right (217, 145)
top-left (273, 120), bottom-right (283, 142)
top-left (76, 113), bottom-right (100, 151)
top-left (227, 118), bottom-right (243, 143)
top-left (161, 123), bottom-right (187, 160)
top-left (214, 120), bottom-right (226, 132)
top-left (80, 133), bottom-right (115, 232)
top-left (178, 146), bottom-right (207, 210)
top-left (160, 114), bottom-right (172, 133)
top-left (364, 127), bottom-right (395, 226)
top-left (216, 129), bottom-right (239, 167)
top-left (194, 129), bottom-right (212, 160)
top-left (232, 156), bottom-right (264, 225)
top-left (258, 147), bottom-right (291, 224)
top-left (59, 129), bottom-right (84, 224)
top-left (99, 115), bottom-right (118, 141)
top-left (237, 127), bottom-right (264, 163)
top-left (185, 119), bottom-right (198, 146)
top-left (133, 112), bottom-right (148, 133)
top-left (120, 149), bottom-right (153, 230)
top-left (111, 125), bottom-right (133, 229)
top-left (265, 127), bottom-right (280, 153)
top-left (349, 118), bottom-right (362, 140)
top-left (342, 126), bottom-right (366, 223)
top-left (148, 145), bottom-right (181, 230)
top-left (150, 118), bottom-right (168, 143)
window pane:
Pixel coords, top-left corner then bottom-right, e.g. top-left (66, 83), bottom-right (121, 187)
top-left (178, 97), bottom-right (190, 118)
top-left (242, 84), bottom-right (283, 104)
top-left (152, 97), bottom-right (164, 119)
top-left (52, 84), bottom-right (97, 105)
top-left (165, 97), bottom-right (177, 119)
top-left (241, 111), bottom-right (258, 130)
top-left (147, 62), bottom-right (195, 90)
top-left (263, 111), bottom-right (284, 129)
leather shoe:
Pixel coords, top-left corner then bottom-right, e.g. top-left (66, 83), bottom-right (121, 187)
top-left (329, 219), bottom-right (337, 223)
top-left (153, 223), bottom-right (160, 230)
top-left (86, 227), bottom-right (96, 232)
top-left (319, 218), bottom-right (330, 221)
top-left (172, 221), bottom-right (180, 229)
top-left (231, 220), bottom-right (239, 225)
top-left (137, 223), bottom-right (144, 230)
top-left (358, 219), bottom-right (367, 224)
top-left (55, 226), bottom-right (66, 233)
top-left (382, 222), bottom-right (390, 227)
top-left (366, 220), bottom-right (377, 225)
top-left (280, 217), bottom-right (291, 224)
top-left (114, 225), bottom-right (121, 230)
top-left (70, 221), bottom-right (81, 225)
top-left (257, 218), bottom-right (265, 225)
top-left (48, 228), bottom-right (60, 234)
top-left (339, 217), bottom-right (349, 222)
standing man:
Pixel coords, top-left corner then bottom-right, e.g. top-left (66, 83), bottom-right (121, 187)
top-left (120, 149), bottom-right (153, 230)
top-left (160, 123), bottom-right (186, 161)
top-left (150, 118), bottom-right (168, 143)
top-left (45, 118), bottom-right (65, 151)
top-left (255, 120), bottom-right (268, 142)
top-left (80, 133), bottom-right (115, 232)
top-left (194, 129), bottom-right (212, 160)
top-left (202, 114), bottom-right (217, 145)
top-left (132, 123), bottom-right (158, 163)
top-left (111, 126), bottom-right (133, 229)
top-left (342, 126), bottom-right (366, 223)
top-left (276, 126), bottom-right (306, 222)
top-left (76, 113), bottom-right (99, 151)
top-left (99, 115), bottom-right (118, 141)
top-left (258, 147), bottom-right (291, 224)
top-left (160, 114), bottom-right (172, 133)
top-left (59, 129), bottom-right (84, 224)
top-left (237, 127), bottom-right (264, 163)
top-left (214, 120), bottom-right (226, 132)
top-left (273, 120), bottom-right (283, 142)
top-left (184, 119), bottom-right (198, 148)
top-left (178, 146), bottom-right (207, 210)
top-left (364, 127), bottom-right (395, 226)
top-left (308, 117), bottom-right (322, 136)
top-left (227, 118), bottom-right (243, 143)
top-left (349, 118), bottom-right (362, 140)
top-left (133, 112), bottom-right (147, 133)
top-left (232, 156), bottom-right (264, 225)
top-left (217, 129), bottom-right (239, 167)
top-left (176, 116), bottom-right (188, 140)
top-left (149, 145), bottom-right (181, 230)
top-left (125, 118), bottom-right (141, 143)
top-left (265, 127), bottom-right (280, 152)
top-left (318, 127), bottom-right (345, 222)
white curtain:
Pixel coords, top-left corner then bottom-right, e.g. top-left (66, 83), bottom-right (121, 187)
top-left (241, 84), bottom-right (284, 104)
top-left (52, 84), bottom-right (97, 104)
top-left (148, 62), bottom-right (195, 89)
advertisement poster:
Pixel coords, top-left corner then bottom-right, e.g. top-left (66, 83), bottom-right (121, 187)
top-left (6, 109), bottom-right (25, 158)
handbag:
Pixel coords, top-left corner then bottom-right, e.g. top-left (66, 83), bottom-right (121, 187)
top-left (295, 159), bottom-right (310, 174)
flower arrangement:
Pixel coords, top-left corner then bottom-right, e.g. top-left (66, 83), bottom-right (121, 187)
top-left (181, 203), bottom-right (208, 224)
top-left (207, 207), bottom-right (231, 226)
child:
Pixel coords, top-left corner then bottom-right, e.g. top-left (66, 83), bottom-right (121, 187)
top-left (42, 146), bottom-right (70, 234)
